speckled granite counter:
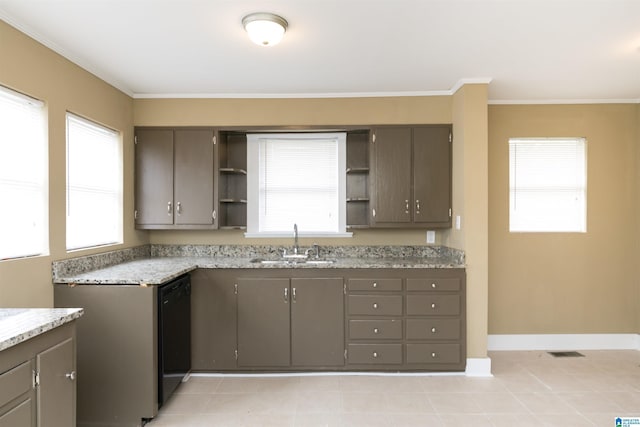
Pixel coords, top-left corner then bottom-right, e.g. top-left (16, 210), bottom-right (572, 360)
top-left (0, 308), bottom-right (84, 352)
top-left (52, 244), bottom-right (465, 286)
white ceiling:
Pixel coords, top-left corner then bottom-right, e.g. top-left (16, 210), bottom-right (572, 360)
top-left (1, 0), bottom-right (639, 102)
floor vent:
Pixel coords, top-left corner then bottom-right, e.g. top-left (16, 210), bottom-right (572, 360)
top-left (548, 351), bottom-right (585, 358)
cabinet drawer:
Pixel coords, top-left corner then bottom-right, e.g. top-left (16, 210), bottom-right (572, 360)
top-left (349, 319), bottom-right (402, 340)
top-left (348, 278), bottom-right (402, 292)
top-left (348, 344), bottom-right (403, 365)
top-left (406, 343), bottom-right (461, 364)
top-left (406, 319), bottom-right (461, 340)
top-left (0, 360), bottom-right (32, 408)
top-left (348, 295), bottom-right (403, 316)
top-left (407, 278), bottom-right (460, 292)
top-left (406, 295), bottom-right (460, 316)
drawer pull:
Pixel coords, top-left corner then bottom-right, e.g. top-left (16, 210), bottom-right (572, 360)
top-left (373, 328), bottom-right (379, 334)
top-left (431, 282), bottom-right (437, 289)
top-left (373, 352), bottom-right (378, 358)
top-left (431, 352), bottom-right (437, 358)
top-left (373, 303), bottom-right (378, 309)
top-left (372, 282), bottom-right (378, 288)
top-left (431, 303), bottom-right (436, 309)
top-left (431, 327), bottom-right (437, 333)
top-left (65, 371), bottom-right (77, 381)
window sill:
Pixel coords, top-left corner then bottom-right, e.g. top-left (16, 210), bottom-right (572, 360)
top-left (244, 232), bottom-right (353, 239)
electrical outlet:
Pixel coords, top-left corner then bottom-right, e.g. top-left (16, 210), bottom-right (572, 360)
top-left (426, 230), bottom-right (436, 244)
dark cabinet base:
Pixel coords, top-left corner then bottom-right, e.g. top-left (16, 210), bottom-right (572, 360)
top-left (192, 268), bottom-right (466, 373)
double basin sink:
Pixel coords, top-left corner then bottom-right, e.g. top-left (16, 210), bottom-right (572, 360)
top-left (250, 257), bottom-right (336, 266)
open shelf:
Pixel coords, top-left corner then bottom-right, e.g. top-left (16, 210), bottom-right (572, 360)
top-left (346, 130), bottom-right (371, 228)
top-left (218, 132), bottom-right (248, 229)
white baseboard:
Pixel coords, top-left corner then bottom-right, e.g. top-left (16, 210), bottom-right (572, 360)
top-left (488, 334), bottom-right (640, 351)
top-left (465, 358), bottom-right (493, 377)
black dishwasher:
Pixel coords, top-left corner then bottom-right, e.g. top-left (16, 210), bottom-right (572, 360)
top-left (158, 274), bottom-right (191, 406)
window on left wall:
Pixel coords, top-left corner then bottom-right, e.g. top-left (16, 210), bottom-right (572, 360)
top-left (0, 86), bottom-right (48, 260)
top-left (66, 113), bottom-right (123, 251)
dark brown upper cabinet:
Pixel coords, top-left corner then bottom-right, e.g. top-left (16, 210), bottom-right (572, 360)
top-left (370, 125), bottom-right (452, 228)
top-left (134, 128), bottom-right (217, 229)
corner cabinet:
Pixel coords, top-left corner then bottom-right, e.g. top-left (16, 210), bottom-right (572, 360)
top-left (0, 322), bottom-right (77, 427)
top-left (370, 125), bottom-right (452, 228)
top-left (134, 128), bottom-right (217, 229)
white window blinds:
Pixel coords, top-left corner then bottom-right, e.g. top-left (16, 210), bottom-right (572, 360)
top-left (66, 113), bottom-right (122, 250)
top-left (0, 86), bottom-right (48, 260)
top-left (509, 137), bottom-right (587, 232)
top-left (247, 133), bottom-right (347, 235)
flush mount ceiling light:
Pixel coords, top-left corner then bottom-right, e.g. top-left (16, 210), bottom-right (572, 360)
top-left (242, 12), bottom-right (288, 47)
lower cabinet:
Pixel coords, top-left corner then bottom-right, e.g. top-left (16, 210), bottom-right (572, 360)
top-left (191, 268), bottom-right (466, 373)
top-left (0, 323), bottom-right (77, 427)
top-left (236, 278), bottom-right (344, 368)
top-left (55, 284), bottom-right (158, 427)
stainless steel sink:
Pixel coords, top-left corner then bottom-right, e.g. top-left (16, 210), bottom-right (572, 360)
top-left (250, 258), bottom-right (336, 265)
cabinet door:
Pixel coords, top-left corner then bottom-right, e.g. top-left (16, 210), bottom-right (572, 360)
top-left (174, 130), bottom-right (215, 225)
top-left (191, 270), bottom-right (237, 370)
top-left (135, 129), bottom-right (174, 225)
top-left (291, 278), bottom-right (344, 367)
top-left (237, 278), bottom-right (290, 367)
top-left (413, 126), bottom-right (451, 226)
top-left (36, 338), bottom-right (75, 427)
top-left (0, 399), bottom-right (33, 427)
top-left (372, 127), bottom-right (412, 224)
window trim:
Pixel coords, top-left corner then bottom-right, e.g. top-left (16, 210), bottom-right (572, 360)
top-left (245, 132), bottom-right (352, 238)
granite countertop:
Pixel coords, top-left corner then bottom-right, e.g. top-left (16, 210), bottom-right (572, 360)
top-left (51, 244), bottom-right (466, 286)
top-left (0, 308), bottom-right (84, 352)
top-left (54, 255), bottom-right (465, 286)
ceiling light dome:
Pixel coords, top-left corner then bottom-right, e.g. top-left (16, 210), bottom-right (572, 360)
top-left (242, 12), bottom-right (288, 47)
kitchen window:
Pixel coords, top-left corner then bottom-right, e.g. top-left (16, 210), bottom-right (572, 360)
top-left (509, 137), bottom-right (587, 232)
top-left (245, 132), bottom-right (350, 237)
top-left (66, 113), bottom-right (123, 250)
top-left (0, 86), bottom-right (48, 260)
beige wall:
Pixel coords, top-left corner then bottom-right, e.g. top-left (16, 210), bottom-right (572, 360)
top-left (488, 104), bottom-right (640, 334)
top-left (0, 20), bottom-right (147, 307)
top-left (444, 84), bottom-right (489, 358)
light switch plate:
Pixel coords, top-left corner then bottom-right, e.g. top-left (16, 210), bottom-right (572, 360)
top-left (455, 215), bottom-right (461, 230)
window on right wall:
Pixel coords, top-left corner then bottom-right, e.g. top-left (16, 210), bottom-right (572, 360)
top-left (509, 137), bottom-right (587, 233)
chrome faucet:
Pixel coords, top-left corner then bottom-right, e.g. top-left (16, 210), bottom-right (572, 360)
top-left (293, 223), bottom-right (299, 255)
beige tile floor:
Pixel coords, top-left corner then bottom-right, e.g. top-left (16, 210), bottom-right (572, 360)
top-left (148, 350), bottom-right (640, 426)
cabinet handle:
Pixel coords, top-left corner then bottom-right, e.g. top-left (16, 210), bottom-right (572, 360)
top-left (176, 202), bottom-right (182, 215)
top-left (431, 352), bottom-right (437, 358)
top-left (416, 199), bottom-right (421, 214)
top-left (431, 303), bottom-right (436, 309)
top-left (292, 287), bottom-right (296, 303)
top-left (431, 283), bottom-right (437, 289)
top-left (372, 352), bottom-right (378, 358)
top-left (372, 282), bottom-right (378, 288)
top-left (405, 200), bottom-right (409, 214)
top-left (284, 287), bottom-right (288, 303)
top-left (167, 201), bottom-right (172, 215)
top-left (373, 303), bottom-right (378, 309)
top-left (431, 327), bottom-right (437, 333)
top-left (373, 328), bottom-right (379, 334)
top-left (65, 371), bottom-right (77, 381)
